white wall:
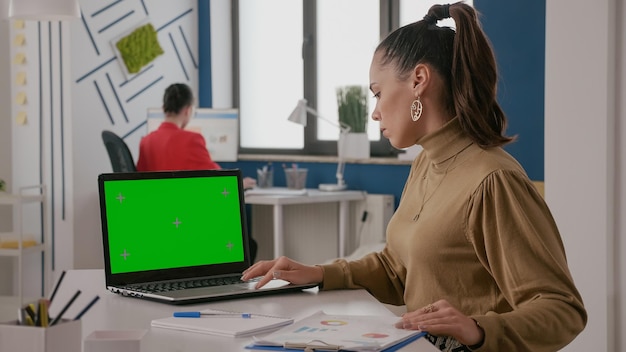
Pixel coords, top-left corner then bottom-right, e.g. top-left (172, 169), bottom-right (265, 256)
top-left (545, 0), bottom-right (624, 350)
top-left (209, 0), bottom-right (232, 108)
top-left (7, 20), bottom-right (74, 296)
top-left (70, 0), bottom-right (198, 269)
top-left (1, 0), bottom-right (200, 298)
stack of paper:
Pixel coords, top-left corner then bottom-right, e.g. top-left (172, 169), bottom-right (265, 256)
top-left (151, 309), bottom-right (293, 337)
top-left (248, 311), bottom-right (425, 351)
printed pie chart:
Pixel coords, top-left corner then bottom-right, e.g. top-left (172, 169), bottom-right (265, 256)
top-left (362, 332), bottom-right (389, 338)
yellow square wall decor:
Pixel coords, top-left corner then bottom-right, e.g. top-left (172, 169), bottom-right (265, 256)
top-left (115, 23), bottom-right (163, 74)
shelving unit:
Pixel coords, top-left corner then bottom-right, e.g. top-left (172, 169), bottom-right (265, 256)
top-left (0, 185), bottom-right (49, 300)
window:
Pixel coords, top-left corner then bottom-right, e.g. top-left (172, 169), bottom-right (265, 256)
top-left (236, 0), bottom-right (469, 155)
top-left (316, 0), bottom-right (380, 142)
top-left (237, 0), bottom-right (304, 150)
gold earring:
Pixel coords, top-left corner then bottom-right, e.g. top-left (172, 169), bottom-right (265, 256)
top-left (410, 97), bottom-right (423, 122)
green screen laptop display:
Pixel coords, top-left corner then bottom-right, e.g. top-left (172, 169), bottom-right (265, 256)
top-left (102, 174), bottom-right (244, 274)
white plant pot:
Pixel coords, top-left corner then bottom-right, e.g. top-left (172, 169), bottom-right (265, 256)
top-left (339, 132), bottom-right (370, 159)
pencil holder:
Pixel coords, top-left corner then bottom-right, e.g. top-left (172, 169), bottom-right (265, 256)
top-left (0, 319), bottom-right (81, 352)
top-left (285, 168), bottom-right (307, 189)
top-left (257, 169), bottom-right (274, 188)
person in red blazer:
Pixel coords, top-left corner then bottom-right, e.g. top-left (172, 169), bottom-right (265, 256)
top-left (137, 83), bottom-right (221, 172)
top-left (136, 83), bottom-right (256, 188)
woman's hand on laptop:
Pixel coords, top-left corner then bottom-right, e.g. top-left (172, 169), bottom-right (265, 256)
top-left (242, 256), bottom-right (323, 290)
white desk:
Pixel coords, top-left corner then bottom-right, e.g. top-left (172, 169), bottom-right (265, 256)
top-left (245, 189), bottom-right (366, 258)
top-left (0, 270), bottom-right (438, 352)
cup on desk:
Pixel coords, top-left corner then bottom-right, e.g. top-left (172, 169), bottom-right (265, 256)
top-left (285, 168), bottom-right (308, 189)
top-left (0, 319), bottom-right (81, 352)
top-left (257, 168), bottom-right (274, 188)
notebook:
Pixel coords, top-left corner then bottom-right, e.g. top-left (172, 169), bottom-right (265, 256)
top-left (97, 169), bottom-right (316, 305)
top-left (151, 308), bottom-right (293, 337)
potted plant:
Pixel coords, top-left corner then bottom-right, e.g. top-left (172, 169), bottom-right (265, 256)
top-left (0, 179), bottom-right (5, 193)
top-left (336, 85), bottom-right (370, 159)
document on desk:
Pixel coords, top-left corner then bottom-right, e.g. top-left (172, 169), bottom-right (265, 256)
top-left (151, 309), bottom-right (293, 337)
top-left (246, 310), bottom-right (426, 351)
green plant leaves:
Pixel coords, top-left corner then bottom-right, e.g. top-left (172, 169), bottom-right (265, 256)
top-left (336, 85), bottom-right (368, 133)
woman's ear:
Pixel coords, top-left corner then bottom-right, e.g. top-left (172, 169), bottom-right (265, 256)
top-left (411, 63), bottom-right (431, 98)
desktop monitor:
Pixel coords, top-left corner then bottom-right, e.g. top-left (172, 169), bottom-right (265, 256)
top-left (146, 108), bottom-right (239, 162)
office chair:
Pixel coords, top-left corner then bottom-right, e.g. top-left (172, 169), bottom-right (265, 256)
top-left (101, 130), bottom-right (137, 172)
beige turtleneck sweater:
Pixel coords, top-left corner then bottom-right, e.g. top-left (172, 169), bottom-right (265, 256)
top-left (320, 118), bottom-right (586, 351)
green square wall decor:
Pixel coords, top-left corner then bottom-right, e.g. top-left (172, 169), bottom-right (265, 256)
top-left (115, 23), bottom-right (163, 74)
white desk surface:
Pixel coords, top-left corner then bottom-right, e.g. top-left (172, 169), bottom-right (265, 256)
top-left (1, 270), bottom-right (438, 351)
top-left (245, 188), bottom-right (366, 205)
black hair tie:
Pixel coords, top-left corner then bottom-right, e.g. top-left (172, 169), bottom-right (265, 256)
top-left (442, 4), bottom-right (450, 19)
top-left (423, 14), bottom-right (437, 26)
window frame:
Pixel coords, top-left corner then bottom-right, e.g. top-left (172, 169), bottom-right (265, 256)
top-left (233, 0), bottom-right (401, 157)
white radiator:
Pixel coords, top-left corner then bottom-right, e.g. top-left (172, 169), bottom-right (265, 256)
top-left (250, 194), bottom-right (394, 264)
top-left (351, 194), bottom-right (394, 247)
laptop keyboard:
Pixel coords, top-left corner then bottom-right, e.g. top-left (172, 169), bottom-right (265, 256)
top-left (128, 276), bottom-right (245, 293)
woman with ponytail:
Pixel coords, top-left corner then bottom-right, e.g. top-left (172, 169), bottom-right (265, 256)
top-left (243, 3), bottom-right (586, 350)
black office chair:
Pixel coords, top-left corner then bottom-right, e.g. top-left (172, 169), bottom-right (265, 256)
top-left (101, 130), bottom-right (137, 172)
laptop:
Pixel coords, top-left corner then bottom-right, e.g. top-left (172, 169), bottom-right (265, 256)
top-left (97, 169), bottom-right (316, 305)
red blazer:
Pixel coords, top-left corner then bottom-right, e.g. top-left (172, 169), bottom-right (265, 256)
top-left (136, 122), bottom-right (221, 171)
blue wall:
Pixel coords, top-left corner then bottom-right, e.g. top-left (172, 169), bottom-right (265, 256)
top-left (475, 0), bottom-right (546, 181)
top-left (201, 0), bottom-right (546, 209)
top-left (197, 1), bottom-right (212, 107)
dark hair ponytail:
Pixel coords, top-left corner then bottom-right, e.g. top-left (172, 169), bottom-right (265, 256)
top-left (444, 3), bottom-right (513, 147)
top-left (163, 83), bottom-right (193, 115)
top-left (376, 2), bottom-right (514, 148)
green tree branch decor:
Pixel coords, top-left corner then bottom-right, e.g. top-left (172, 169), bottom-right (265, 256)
top-left (116, 23), bottom-right (164, 74)
top-left (336, 85), bottom-right (368, 133)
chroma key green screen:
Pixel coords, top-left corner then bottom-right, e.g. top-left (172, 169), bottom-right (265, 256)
top-left (103, 176), bottom-right (244, 274)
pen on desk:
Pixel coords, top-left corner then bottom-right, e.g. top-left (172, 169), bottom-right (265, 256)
top-left (49, 290), bottom-right (81, 326)
top-left (173, 311), bottom-right (252, 318)
top-left (73, 295), bottom-right (100, 320)
top-left (48, 270), bottom-right (66, 304)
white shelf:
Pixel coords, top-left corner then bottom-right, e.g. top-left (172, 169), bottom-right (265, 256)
top-left (0, 193), bottom-right (45, 204)
top-left (0, 185), bottom-right (49, 300)
top-left (0, 244), bottom-right (45, 256)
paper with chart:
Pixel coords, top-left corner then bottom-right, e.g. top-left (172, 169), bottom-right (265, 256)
top-left (251, 311), bottom-right (424, 351)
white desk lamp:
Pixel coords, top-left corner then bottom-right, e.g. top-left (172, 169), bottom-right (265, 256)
top-left (288, 99), bottom-right (350, 191)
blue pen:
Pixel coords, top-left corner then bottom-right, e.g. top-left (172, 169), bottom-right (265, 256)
top-left (174, 311), bottom-right (252, 318)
